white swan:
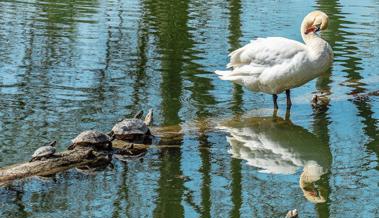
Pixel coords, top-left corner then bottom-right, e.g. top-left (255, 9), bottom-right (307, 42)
top-left (215, 11), bottom-right (333, 109)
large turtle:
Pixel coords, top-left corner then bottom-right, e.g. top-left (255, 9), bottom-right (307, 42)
top-left (68, 130), bottom-right (113, 150)
top-left (109, 109), bottom-right (153, 141)
top-left (30, 141), bottom-right (57, 162)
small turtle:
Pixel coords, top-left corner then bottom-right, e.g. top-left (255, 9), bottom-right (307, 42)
top-left (109, 109), bottom-right (153, 141)
top-left (30, 141), bottom-right (57, 162)
top-left (311, 91), bottom-right (330, 109)
top-left (285, 209), bottom-right (298, 218)
top-left (68, 130), bottom-right (112, 150)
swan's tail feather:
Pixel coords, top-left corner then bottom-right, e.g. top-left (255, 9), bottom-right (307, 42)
top-left (214, 70), bottom-right (231, 76)
top-left (215, 70), bottom-right (244, 84)
top-left (227, 45), bottom-right (247, 68)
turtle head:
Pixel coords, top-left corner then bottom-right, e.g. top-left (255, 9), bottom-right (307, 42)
top-left (144, 108), bottom-right (154, 126)
top-left (133, 110), bottom-right (144, 119)
top-left (107, 131), bottom-right (114, 138)
top-left (45, 140), bottom-right (57, 147)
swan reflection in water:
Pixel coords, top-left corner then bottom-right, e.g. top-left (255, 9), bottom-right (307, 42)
top-left (218, 114), bottom-right (331, 203)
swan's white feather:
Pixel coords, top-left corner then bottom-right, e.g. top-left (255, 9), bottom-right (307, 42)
top-left (216, 33), bottom-right (333, 94)
top-left (227, 37), bottom-right (306, 68)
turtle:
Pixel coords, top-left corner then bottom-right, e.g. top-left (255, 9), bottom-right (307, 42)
top-left (68, 130), bottom-right (113, 150)
top-left (311, 91), bottom-right (330, 109)
top-left (30, 141), bottom-right (57, 162)
top-left (109, 109), bottom-right (153, 141)
top-left (285, 209), bottom-right (298, 218)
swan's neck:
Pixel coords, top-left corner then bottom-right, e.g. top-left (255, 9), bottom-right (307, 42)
top-left (301, 26), bottom-right (329, 59)
top-left (300, 26), bottom-right (333, 71)
top-left (301, 32), bottom-right (325, 47)
top-left (300, 23), bottom-right (327, 49)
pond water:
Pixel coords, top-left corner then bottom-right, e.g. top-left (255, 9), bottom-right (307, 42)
top-left (0, 0), bottom-right (379, 217)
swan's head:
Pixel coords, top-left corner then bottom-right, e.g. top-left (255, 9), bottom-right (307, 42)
top-left (299, 161), bottom-right (327, 203)
top-left (302, 11), bottom-right (329, 35)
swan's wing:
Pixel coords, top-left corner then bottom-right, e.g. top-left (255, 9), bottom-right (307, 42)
top-left (227, 37), bottom-right (307, 68)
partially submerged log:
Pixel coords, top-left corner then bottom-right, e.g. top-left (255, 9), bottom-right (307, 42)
top-left (0, 126), bottom-right (184, 186)
top-left (0, 148), bottom-right (109, 185)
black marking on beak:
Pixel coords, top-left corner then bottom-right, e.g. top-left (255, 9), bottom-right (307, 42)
top-left (315, 25), bottom-right (321, 32)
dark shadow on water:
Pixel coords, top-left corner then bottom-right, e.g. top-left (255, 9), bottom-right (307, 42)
top-left (228, 0), bottom-right (244, 116)
top-left (198, 130), bottom-right (211, 218)
top-left (141, 0), bottom-right (189, 216)
top-left (228, 1), bottom-right (243, 217)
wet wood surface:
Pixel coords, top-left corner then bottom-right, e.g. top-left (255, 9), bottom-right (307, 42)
top-left (0, 126), bottom-right (184, 185)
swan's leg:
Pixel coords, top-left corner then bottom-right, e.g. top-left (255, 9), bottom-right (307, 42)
top-left (273, 94), bottom-right (278, 109)
top-left (286, 90), bottom-right (292, 108)
top-left (285, 107), bottom-right (291, 120)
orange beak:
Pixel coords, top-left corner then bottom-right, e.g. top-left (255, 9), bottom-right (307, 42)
top-left (305, 25), bottom-right (320, 34)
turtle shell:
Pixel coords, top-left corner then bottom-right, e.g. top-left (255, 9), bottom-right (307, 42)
top-left (72, 130), bottom-right (111, 145)
top-left (112, 119), bottom-right (149, 136)
top-left (32, 146), bottom-right (56, 158)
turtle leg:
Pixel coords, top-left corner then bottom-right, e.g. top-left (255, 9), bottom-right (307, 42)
top-left (107, 131), bottom-right (114, 138)
top-left (106, 154), bottom-right (114, 170)
top-left (286, 89), bottom-right (292, 109)
top-left (273, 94), bottom-right (278, 110)
top-left (143, 131), bottom-right (153, 144)
top-left (67, 143), bottom-right (75, 150)
top-left (109, 134), bottom-right (116, 142)
top-left (146, 129), bottom-right (151, 136)
top-left (51, 153), bottom-right (62, 158)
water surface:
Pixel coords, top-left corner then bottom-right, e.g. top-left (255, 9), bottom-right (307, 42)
top-left (0, 0), bottom-right (378, 217)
